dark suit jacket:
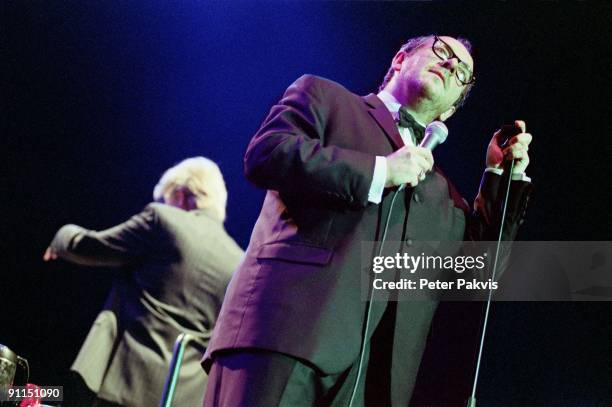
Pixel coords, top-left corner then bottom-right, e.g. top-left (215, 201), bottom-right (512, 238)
top-left (204, 75), bottom-right (531, 402)
top-left (51, 203), bottom-right (244, 407)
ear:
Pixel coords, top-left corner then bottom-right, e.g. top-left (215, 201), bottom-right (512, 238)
top-left (169, 188), bottom-right (195, 211)
top-left (438, 105), bottom-right (456, 122)
top-left (175, 188), bottom-right (199, 211)
top-left (391, 51), bottom-right (406, 72)
top-left (169, 189), bottom-right (185, 207)
top-left (184, 193), bottom-right (198, 211)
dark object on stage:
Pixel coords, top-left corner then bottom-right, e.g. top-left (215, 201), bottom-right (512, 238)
top-left (0, 343), bottom-right (29, 406)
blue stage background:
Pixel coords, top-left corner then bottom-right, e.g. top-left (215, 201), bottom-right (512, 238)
top-left (3, 2), bottom-right (612, 405)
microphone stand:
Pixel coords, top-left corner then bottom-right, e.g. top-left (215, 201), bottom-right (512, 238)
top-left (467, 158), bottom-right (515, 407)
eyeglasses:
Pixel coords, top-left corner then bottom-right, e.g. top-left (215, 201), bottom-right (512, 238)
top-left (431, 36), bottom-right (476, 86)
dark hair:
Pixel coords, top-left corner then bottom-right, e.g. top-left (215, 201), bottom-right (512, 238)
top-left (378, 35), bottom-right (474, 108)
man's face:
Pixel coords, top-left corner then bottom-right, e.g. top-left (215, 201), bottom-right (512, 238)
top-left (393, 36), bottom-right (474, 118)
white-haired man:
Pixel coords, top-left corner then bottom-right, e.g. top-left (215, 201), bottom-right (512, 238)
top-left (44, 157), bottom-right (244, 407)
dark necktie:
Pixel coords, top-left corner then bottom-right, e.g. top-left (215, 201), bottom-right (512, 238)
top-left (397, 106), bottom-right (425, 145)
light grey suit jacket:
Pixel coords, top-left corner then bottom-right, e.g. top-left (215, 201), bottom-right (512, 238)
top-left (51, 203), bottom-right (244, 406)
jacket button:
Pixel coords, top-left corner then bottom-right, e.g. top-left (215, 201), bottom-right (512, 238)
top-left (405, 238), bottom-right (413, 247)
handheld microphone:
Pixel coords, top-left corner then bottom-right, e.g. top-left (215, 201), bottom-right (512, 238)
top-left (398, 121), bottom-right (448, 191)
top-left (420, 120), bottom-right (449, 150)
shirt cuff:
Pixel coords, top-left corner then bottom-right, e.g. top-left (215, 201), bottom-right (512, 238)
top-left (368, 156), bottom-right (387, 204)
top-left (485, 167), bottom-right (504, 176)
top-left (512, 173), bottom-right (531, 182)
top-left (485, 167), bottom-right (531, 182)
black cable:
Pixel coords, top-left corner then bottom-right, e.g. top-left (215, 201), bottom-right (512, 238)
top-left (348, 188), bottom-right (402, 407)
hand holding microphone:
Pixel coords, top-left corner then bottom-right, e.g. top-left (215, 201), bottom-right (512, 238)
top-left (385, 121), bottom-right (448, 189)
top-left (486, 120), bottom-right (532, 174)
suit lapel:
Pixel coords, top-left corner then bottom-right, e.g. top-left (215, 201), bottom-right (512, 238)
top-left (363, 93), bottom-right (404, 150)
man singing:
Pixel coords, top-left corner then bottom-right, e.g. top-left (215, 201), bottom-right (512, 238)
top-left (44, 157), bottom-right (244, 406)
top-left (203, 35), bottom-right (532, 406)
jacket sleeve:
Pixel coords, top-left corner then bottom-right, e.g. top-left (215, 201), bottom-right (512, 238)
top-left (467, 171), bottom-right (533, 242)
top-left (50, 204), bottom-right (160, 267)
top-left (243, 75), bottom-right (376, 208)
top-left (461, 172), bottom-right (533, 285)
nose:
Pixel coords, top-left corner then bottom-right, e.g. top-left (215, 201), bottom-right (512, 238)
top-left (441, 57), bottom-right (459, 72)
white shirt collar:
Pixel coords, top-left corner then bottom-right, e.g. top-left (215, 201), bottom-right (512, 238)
top-left (376, 90), bottom-right (402, 114)
top-left (376, 90), bottom-right (427, 128)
